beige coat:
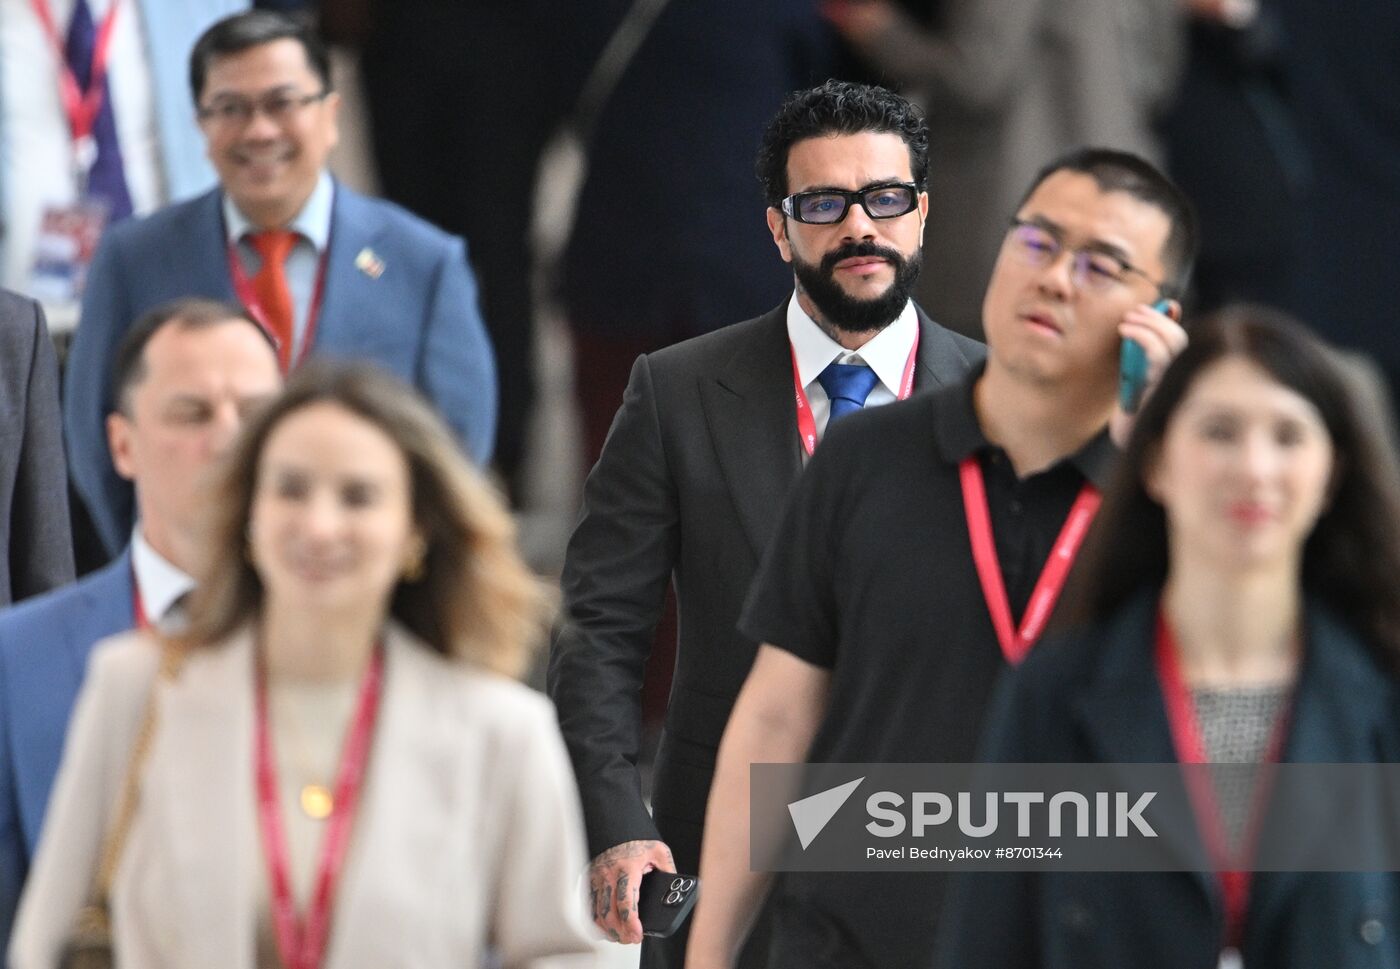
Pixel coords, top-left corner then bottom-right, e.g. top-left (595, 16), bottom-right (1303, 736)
top-left (9, 625), bottom-right (597, 969)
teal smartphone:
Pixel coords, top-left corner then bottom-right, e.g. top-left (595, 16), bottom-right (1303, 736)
top-left (1118, 299), bottom-right (1173, 413)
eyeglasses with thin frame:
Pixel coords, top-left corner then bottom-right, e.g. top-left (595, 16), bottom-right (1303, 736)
top-left (780, 182), bottom-right (920, 225)
top-left (1006, 218), bottom-right (1164, 293)
top-left (197, 90), bottom-right (329, 128)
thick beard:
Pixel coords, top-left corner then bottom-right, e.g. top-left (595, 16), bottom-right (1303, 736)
top-left (792, 240), bottom-right (923, 335)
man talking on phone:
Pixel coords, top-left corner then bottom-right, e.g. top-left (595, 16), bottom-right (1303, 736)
top-left (687, 148), bottom-right (1193, 969)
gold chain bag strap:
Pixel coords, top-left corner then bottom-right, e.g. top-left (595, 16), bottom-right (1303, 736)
top-left (59, 638), bottom-right (187, 969)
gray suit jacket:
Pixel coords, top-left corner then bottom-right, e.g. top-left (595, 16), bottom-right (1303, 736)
top-left (0, 289), bottom-right (73, 605)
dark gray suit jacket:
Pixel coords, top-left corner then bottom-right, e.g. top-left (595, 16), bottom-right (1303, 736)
top-left (0, 290), bottom-right (73, 606)
top-left (548, 300), bottom-right (982, 963)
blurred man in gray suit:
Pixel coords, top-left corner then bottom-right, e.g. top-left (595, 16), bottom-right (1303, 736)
top-left (0, 289), bottom-right (73, 604)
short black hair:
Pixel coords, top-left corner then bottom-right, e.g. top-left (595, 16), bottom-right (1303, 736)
top-left (111, 298), bottom-right (274, 415)
top-left (756, 80), bottom-right (928, 210)
top-left (1017, 147), bottom-right (1199, 298)
top-left (189, 10), bottom-right (332, 103)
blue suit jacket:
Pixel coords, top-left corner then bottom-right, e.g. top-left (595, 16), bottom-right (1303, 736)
top-left (64, 182), bottom-right (498, 554)
top-left (0, 549), bottom-right (134, 954)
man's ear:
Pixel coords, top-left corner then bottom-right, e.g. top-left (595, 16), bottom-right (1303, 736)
top-left (766, 207), bottom-right (793, 264)
top-left (108, 412), bottom-right (138, 482)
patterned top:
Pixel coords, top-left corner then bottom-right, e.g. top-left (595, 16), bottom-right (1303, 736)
top-left (1192, 684), bottom-right (1290, 853)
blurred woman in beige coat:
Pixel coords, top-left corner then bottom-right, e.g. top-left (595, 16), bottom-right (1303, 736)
top-left (10, 363), bottom-right (596, 969)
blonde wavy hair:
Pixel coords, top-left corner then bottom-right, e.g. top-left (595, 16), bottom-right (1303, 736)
top-left (181, 361), bottom-right (552, 678)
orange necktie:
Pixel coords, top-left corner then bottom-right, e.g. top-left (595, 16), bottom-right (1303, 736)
top-left (249, 230), bottom-right (298, 372)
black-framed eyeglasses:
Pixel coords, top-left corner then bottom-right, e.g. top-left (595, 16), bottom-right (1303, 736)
top-left (197, 90), bottom-right (329, 127)
top-left (1006, 218), bottom-right (1163, 293)
top-left (780, 182), bottom-right (921, 225)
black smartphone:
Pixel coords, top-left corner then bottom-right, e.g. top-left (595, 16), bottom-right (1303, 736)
top-left (638, 870), bottom-right (700, 938)
top-left (1118, 299), bottom-right (1175, 413)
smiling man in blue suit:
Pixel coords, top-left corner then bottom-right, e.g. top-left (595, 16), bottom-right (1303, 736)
top-left (0, 298), bottom-right (283, 952)
top-left (64, 10), bottom-right (497, 556)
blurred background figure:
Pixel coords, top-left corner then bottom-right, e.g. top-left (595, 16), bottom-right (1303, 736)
top-left (324, 0), bottom-right (587, 508)
top-left (938, 306), bottom-right (1400, 969)
top-left (1271, 0), bottom-right (1400, 422)
top-left (823, 0), bottom-right (1184, 339)
top-left (63, 10), bottom-right (498, 563)
top-left (0, 289), bottom-right (72, 606)
top-left (0, 0), bottom-right (245, 316)
top-left (10, 363), bottom-right (596, 969)
top-left (0, 298), bottom-right (282, 956)
top-left (1159, 0), bottom-right (1308, 317)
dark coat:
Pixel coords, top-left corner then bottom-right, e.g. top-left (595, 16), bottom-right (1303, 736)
top-left (0, 289), bottom-right (73, 605)
top-left (549, 300), bottom-right (982, 966)
top-left (937, 591), bottom-right (1400, 969)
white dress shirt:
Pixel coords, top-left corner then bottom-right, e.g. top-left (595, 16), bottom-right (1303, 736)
top-left (130, 525), bottom-right (194, 630)
top-left (785, 291), bottom-right (920, 445)
top-left (0, 0), bottom-right (162, 290)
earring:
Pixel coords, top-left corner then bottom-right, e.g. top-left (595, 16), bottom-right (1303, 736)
top-left (401, 542), bottom-right (426, 583)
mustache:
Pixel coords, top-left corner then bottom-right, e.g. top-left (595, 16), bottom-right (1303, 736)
top-left (819, 241), bottom-right (906, 275)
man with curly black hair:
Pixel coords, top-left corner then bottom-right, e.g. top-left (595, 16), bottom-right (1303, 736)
top-left (550, 80), bottom-right (984, 969)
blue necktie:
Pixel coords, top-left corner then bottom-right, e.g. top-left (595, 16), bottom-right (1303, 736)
top-left (817, 361), bottom-right (881, 425)
top-left (65, 0), bottom-right (133, 220)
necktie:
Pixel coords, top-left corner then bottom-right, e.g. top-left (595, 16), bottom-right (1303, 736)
top-left (817, 361), bottom-right (881, 426)
top-left (65, 0), bottom-right (132, 219)
top-left (249, 230), bottom-right (299, 371)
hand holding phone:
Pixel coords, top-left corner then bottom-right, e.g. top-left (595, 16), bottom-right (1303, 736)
top-left (1118, 299), bottom-right (1175, 414)
top-left (638, 870), bottom-right (700, 938)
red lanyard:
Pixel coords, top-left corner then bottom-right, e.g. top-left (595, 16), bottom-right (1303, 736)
top-left (255, 646), bottom-right (384, 969)
top-left (227, 241), bottom-right (328, 372)
top-left (130, 567), bottom-right (148, 630)
top-left (30, 0), bottom-right (122, 167)
top-left (1156, 613), bottom-right (1292, 950)
top-left (791, 328), bottom-right (919, 457)
top-left (959, 457), bottom-right (1100, 665)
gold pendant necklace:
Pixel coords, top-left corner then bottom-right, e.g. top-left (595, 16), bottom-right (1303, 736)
top-left (300, 784), bottom-right (334, 820)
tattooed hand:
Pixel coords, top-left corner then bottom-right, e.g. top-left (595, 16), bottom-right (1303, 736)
top-left (589, 838), bottom-right (676, 943)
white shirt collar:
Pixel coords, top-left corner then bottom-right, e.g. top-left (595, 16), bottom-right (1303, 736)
top-left (130, 528), bottom-right (196, 626)
top-left (785, 292), bottom-right (919, 396)
top-left (223, 170), bottom-right (334, 251)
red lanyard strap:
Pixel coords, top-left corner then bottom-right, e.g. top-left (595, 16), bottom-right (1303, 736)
top-left (29, 0), bottom-right (122, 148)
top-left (959, 457), bottom-right (1100, 665)
top-left (255, 645), bottom-right (384, 969)
top-left (791, 327), bottom-right (919, 457)
top-left (1156, 613), bottom-right (1292, 949)
top-left (227, 241), bottom-right (328, 373)
top-left (129, 566), bottom-right (148, 630)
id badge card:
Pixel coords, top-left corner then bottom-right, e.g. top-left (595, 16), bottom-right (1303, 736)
top-left (1219, 947), bottom-right (1243, 969)
top-left (27, 197), bottom-right (109, 305)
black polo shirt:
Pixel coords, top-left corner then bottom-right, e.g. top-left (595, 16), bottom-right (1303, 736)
top-left (738, 369), bottom-right (1116, 969)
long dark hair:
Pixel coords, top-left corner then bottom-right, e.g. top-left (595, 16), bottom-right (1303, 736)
top-left (1064, 305), bottom-right (1400, 669)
